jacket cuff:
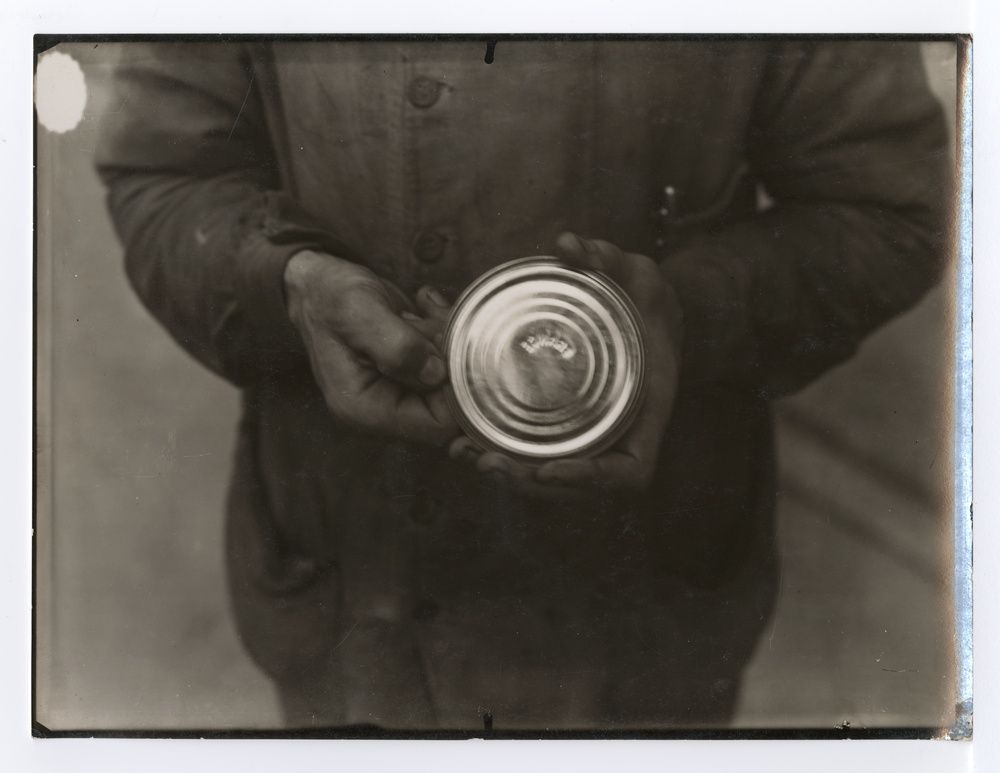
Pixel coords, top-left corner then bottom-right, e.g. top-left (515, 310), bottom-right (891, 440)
top-left (659, 242), bottom-right (762, 392)
top-left (231, 231), bottom-right (314, 378)
top-left (226, 192), bottom-right (360, 381)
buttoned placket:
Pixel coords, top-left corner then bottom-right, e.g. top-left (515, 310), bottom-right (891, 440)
top-left (394, 56), bottom-right (454, 635)
top-left (401, 58), bottom-right (458, 289)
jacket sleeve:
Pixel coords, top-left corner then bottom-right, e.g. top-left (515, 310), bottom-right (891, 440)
top-left (660, 41), bottom-right (951, 397)
top-left (95, 42), bottom-right (354, 386)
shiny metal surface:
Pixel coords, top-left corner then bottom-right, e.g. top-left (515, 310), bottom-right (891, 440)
top-left (445, 257), bottom-right (646, 460)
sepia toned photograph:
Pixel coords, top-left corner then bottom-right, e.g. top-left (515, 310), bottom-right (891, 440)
top-left (33, 35), bottom-right (969, 737)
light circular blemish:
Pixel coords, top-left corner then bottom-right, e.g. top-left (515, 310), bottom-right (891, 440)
top-left (35, 51), bottom-right (88, 134)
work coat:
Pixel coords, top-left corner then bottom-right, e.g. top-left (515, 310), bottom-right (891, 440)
top-left (96, 39), bottom-right (948, 729)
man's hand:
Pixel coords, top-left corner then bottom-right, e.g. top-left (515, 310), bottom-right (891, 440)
top-left (449, 233), bottom-right (683, 498)
top-left (284, 250), bottom-right (458, 445)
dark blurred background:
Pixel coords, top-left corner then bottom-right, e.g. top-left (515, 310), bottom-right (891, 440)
top-left (34, 41), bottom-right (959, 730)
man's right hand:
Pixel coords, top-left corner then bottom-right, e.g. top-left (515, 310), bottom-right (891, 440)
top-left (284, 250), bottom-right (458, 445)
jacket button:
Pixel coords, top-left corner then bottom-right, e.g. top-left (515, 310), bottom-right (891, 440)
top-left (413, 230), bottom-right (448, 263)
top-left (413, 598), bottom-right (440, 622)
top-left (407, 76), bottom-right (442, 109)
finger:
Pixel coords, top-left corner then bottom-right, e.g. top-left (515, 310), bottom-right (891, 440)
top-left (449, 436), bottom-right (485, 464)
top-left (450, 439), bottom-right (577, 500)
top-left (351, 378), bottom-right (458, 445)
top-left (475, 451), bottom-right (522, 479)
top-left (385, 388), bottom-right (460, 445)
top-left (339, 293), bottom-right (447, 390)
top-left (555, 232), bottom-right (627, 279)
top-left (400, 310), bottom-right (448, 343)
top-left (475, 451), bottom-right (587, 501)
top-left (310, 339), bottom-right (456, 444)
top-left (414, 285), bottom-right (453, 323)
top-left (536, 452), bottom-right (652, 492)
top-left (416, 286), bottom-right (452, 350)
top-left (382, 280), bottom-right (417, 314)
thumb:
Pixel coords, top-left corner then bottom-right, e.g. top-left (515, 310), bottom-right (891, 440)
top-left (555, 232), bottom-right (627, 280)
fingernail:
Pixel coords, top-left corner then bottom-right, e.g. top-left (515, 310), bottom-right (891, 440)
top-left (537, 462), bottom-right (582, 484)
top-left (425, 287), bottom-right (449, 307)
top-left (559, 231), bottom-right (582, 248)
top-left (481, 457), bottom-right (512, 477)
top-left (419, 355), bottom-right (446, 385)
top-left (536, 469), bottom-right (566, 484)
top-left (450, 439), bottom-right (477, 461)
top-left (486, 468), bottom-right (508, 484)
top-left (400, 310), bottom-right (421, 322)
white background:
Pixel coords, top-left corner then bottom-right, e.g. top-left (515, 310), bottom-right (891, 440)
top-left (2, 1), bottom-right (990, 771)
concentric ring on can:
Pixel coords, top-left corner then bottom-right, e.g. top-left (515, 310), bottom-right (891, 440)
top-left (444, 257), bottom-right (646, 461)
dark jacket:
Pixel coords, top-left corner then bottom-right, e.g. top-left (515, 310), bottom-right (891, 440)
top-left (96, 39), bottom-right (948, 729)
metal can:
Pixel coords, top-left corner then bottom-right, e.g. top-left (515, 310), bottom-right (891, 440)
top-left (444, 257), bottom-right (646, 461)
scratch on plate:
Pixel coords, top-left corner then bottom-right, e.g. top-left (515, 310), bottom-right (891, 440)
top-left (226, 71), bottom-right (255, 142)
top-left (333, 620), bottom-right (360, 651)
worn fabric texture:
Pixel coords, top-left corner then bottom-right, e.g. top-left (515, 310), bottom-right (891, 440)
top-left (96, 40), bottom-right (948, 730)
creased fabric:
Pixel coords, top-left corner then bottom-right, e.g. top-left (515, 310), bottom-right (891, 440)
top-left (96, 40), bottom-right (948, 729)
